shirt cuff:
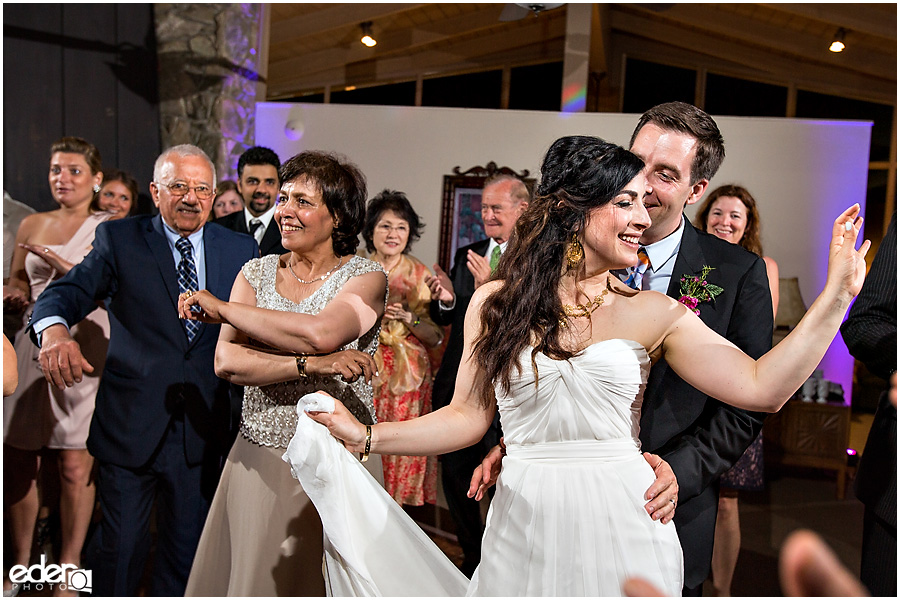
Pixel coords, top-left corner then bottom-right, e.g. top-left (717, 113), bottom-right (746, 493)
top-left (439, 298), bottom-right (456, 311)
top-left (32, 316), bottom-right (70, 347)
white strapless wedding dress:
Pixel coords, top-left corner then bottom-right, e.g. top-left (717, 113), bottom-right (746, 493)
top-left (284, 338), bottom-right (683, 597)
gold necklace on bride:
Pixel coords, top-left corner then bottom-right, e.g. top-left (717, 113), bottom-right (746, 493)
top-left (559, 276), bottom-right (612, 328)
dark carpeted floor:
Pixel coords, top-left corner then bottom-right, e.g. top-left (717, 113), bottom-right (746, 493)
top-left (6, 460), bottom-right (866, 597)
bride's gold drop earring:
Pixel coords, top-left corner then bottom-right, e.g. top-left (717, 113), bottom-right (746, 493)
top-left (565, 233), bottom-right (584, 272)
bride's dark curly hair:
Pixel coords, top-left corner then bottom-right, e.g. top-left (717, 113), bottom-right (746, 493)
top-left (472, 136), bottom-right (644, 407)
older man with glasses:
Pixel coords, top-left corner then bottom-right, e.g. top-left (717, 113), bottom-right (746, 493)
top-left (29, 145), bottom-right (258, 596)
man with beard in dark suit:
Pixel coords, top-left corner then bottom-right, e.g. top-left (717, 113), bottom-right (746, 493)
top-left (425, 174), bottom-right (529, 576)
top-left (215, 146), bottom-right (286, 256)
top-left (213, 147), bottom-right (285, 439)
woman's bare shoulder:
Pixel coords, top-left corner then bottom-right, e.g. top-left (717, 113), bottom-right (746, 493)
top-left (471, 280), bottom-right (504, 303)
top-left (607, 276), bottom-right (680, 309)
top-left (14, 211), bottom-right (54, 241)
top-left (614, 285), bottom-right (692, 331)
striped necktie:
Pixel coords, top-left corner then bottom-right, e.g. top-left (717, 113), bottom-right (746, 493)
top-left (175, 237), bottom-right (201, 341)
top-left (624, 247), bottom-right (650, 290)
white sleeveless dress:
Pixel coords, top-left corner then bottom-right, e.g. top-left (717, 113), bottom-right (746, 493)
top-left (284, 338), bottom-right (684, 596)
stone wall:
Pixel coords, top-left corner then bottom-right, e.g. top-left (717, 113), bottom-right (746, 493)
top-left (154, 3), bottom-right (266, 182)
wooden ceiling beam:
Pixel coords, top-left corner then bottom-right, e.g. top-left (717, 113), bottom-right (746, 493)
top-left (268, 39), bottom-right (566, 99)
top-left (760, 3), bottom-right (897, 41)
top-left (635, 4), bottom-right (897, 79)
top-left (270, 3), bottom-right (426, 44)
top-left (612, 12), bottom-right (897, 87)
top-left (270, 11), bottom-right (566, 93)
top-left (269, 4), bottom-right (510, 81)
top-left (268, 17), bottom-right (566, 97)
top-left (614, 6), bottom-right (896, 82)
top-left (613, 33), bottom-right (896, 107)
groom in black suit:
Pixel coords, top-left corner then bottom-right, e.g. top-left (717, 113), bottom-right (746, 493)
top-left (627, 102), bottom-right (773, 595)
top-left (427, 174), bottom-right (530, 576)
top-left (30, 145), bottom-right (258, 596)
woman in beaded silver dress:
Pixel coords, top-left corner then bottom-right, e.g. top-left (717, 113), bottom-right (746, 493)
top-left (180, 151), bottom-right (388, 596)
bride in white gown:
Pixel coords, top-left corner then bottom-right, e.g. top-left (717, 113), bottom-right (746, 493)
top-left (303, 135), bottom-right (868, 597)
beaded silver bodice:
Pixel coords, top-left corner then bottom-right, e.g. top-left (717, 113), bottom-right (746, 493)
top-left (239, 254), bottom-right (385, 449)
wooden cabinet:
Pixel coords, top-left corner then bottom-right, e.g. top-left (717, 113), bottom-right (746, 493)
top-left (763, 399), bottom-right (851, 498)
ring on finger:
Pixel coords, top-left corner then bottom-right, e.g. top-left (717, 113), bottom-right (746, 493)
top-left (669, 498), bottom-right (676, 507)
top-left (43, 248), bottom-right (50, 253)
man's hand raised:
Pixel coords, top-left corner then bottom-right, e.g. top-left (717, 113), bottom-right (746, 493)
top-left (426, 263), bottom-right (455, 305)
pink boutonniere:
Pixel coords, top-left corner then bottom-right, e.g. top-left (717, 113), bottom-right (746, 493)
top-left (678, 266), bottom-right (723, 315)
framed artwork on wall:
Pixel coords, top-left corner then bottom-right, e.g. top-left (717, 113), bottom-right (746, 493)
top-left (438, 162), bottom-right (533, 271)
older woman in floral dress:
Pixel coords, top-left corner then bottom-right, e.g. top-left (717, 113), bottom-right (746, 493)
top-left (364, 190), bottom-right (443, 506)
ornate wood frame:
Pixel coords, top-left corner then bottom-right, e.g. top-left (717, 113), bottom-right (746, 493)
top-left (438, 162), bottom-right (534, 271)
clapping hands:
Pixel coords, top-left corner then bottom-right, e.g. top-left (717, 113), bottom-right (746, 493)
top-left (19, 243), bottom-right (74, 275)
top-left (384, 302), bottom-right (414, 325)
top-left (426, 264), bottom-right (454, 305)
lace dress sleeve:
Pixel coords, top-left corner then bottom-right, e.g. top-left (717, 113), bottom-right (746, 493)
top-left (241, 256), bottom-right (265, 292)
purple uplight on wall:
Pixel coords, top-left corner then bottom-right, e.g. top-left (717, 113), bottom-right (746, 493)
top-left (780, 119), bottom-right (872, 408)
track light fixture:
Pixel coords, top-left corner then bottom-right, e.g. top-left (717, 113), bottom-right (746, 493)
top-left (829, 28), bottom-right (846, 53)
top-left (360, 22), bottom-right (376, 47)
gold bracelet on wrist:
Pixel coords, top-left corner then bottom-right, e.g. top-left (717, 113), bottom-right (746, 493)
top-left (361, 424), bottom-right (372, 462)
top-left (296, 355), bottom-right (308, 380)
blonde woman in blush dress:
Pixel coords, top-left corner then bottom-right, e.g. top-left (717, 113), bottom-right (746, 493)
top-left (3, 137), bottom-right (112, 596)
top-left (364, 190), bottom-right (443, 507)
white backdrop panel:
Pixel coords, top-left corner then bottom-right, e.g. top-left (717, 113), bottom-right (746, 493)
top-left (255, 102), bottom-right (872, 406)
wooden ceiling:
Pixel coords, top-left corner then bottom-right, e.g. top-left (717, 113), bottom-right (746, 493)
top-left (264, 3), bottom-right (897, 109)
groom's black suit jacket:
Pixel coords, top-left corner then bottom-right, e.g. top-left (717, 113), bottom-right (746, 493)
top-left (639, 220), bottom-right (772, 590)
